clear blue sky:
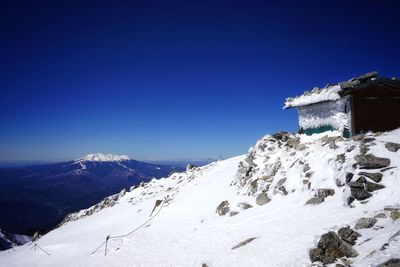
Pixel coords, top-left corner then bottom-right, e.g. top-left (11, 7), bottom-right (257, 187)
top-left (1, 0), bottom-right (399, 161)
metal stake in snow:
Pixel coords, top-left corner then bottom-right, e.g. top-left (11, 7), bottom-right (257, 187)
top-left (149, 199), bottom-right (163, 217)
top-left (104, 235), bottom-right (110, 256)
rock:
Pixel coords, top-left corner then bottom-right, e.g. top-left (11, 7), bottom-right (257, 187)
top-left (336, 178), bottom-right (344, 187)
top-left (305, 172), bottom-right (313, 178)
top-left (360, 144), bottom-right (369, 155)
top-left (358, 172), bottom-right (383, 183)
top-left (336, 154), bottom-right (346, 164)
top-left (377, 258), bottom-right (400, 267)
top-left (385, 142), bottom-right (400, 152)
top-left (391, 210), bottom-right (400, 221)
top-left (316, 189), bottom-right (335, 198)
top-left (272, 132), bottom-right (289, 141)
top-left (357, 177), bottom-right (368, 184)
top-left (352, 134), bottom-right (364, 141)
top-left (201, 264), bottom-right (209, 267)
top-left (365, 181), bottom-right (385, 192)
top-left (354, 217), bottom-right (377, 230)
top-left (276, 178), bottom-right (287, 187)
top-left (310, 231), bottom-right (358, 264)
top-left (231, 237), bottom-right (257, 250)
top-left (216, 200), bottom-right (230, 216)
top-left (347, 181), bottom-right (365, 189)
top-left (355, 154), bottom-right (391, 169)
top-left (363, 137), bottom-right (375, 143)
top-left (374, 213), bottom-right (387, 218)
top-left (256, 193), bottom-right (270, 206)
top-left (306, 197), bottom-right (325, 205)
top-left (229, 211), bottom-right (239, 217)
top-left (303, 163), bottom-right (311, 173)
top-left (244, 157), bottom-right (257, 167)
top-left (347, 196), bottom-right (355, 205)
top-left (249, 179), bottom-right (259, 194)
top-left (237, 202), bottom-right (253, 210)
top-left (309, 248), bottom-right (324, 263)
top-left (347, 145), bottom-right (356, 152)
top-left (338, 227), bottom-right (361, 245)
top-left (345, 172), bottom-right (354, 183)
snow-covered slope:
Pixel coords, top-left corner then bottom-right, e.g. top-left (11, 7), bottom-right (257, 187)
top-left (1, 130), bottom-right (400, 267)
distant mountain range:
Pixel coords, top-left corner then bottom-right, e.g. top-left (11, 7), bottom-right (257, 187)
top-left (0, 153), bottom-right (183, 236)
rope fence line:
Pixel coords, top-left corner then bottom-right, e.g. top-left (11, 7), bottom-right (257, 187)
top-left (30, 243), bottom-right (51, 256)
top-left (91, 200), bottom-right (166, 256)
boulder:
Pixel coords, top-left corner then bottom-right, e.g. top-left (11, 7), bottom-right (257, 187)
top-left (358, 172), bottom-right (383, 183)
top-left (385, 142), bottom-right (400, 152)
top-left (365, 181), bottom-right (385, 192)
top-left (350, 187), bottom-right (372, 201)
top-left (309, 231), bottom-right (358, 264)
top-left (237, 202), bottom-right (253, 210)
top-left (363, 137), bottom-right (375, 143)
top-left (354, 154), bottom-right (390, 169)
top-left (303, 163), bottom-right (311, 173)
top-left (338, 227), bottom-right (361, 245)
top-left (377, 258), bottom-right (400, 267)
top-left (345, 172), bottom-right (354, 183)
top-left (354, 217), bottom-right (377, 230)
top-left (256, 193), bottom-right (270, 206)
top-left (336, 154), bottom-right (346, 164)
top-left (347, 181), bottom-right (364, 189)
top-left (316, 189), bottom-right (335, 198)
top-left (391, 210), bottom-right (400, 221)
top-left (276, 178), bottom-right (286, 187)
top-left (216, 200), bottom-right (230, 216)
top-left (306, 197), bottom-right (325, 205)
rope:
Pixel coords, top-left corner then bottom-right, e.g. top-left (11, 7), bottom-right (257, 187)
top-left (31, 243), bottom-right (51, 256)
top-left (90, 201), bottom-right (165, 255)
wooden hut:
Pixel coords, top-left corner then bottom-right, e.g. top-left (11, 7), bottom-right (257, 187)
top-left (284, 72), bottom-right (400, 136)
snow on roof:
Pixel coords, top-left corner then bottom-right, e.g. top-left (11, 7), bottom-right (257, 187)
top-left (283, 71), bottom-right (381, 109)
top-left (76, 153), bottom-right (130, 162)
top-left (284, 84), bottom-right (341, 109)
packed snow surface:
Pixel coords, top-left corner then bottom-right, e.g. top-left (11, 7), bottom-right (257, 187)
top-left (76, 153), bottom-right (130, 162)
top-left (1, 129), bottom-right (400, 267)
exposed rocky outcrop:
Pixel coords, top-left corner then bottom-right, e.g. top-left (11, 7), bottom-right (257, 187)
top-left (60, 189), bottom-right (127, 225)
top-left (309, 231), bottom-right (358, 264)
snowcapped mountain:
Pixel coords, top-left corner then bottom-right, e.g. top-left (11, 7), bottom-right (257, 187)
top-left (76, 153), bottom-right (131, 162)
top-left (1, 131), bottom-right (400, 266)
top-left (0, 155), bottom-right (182, 237)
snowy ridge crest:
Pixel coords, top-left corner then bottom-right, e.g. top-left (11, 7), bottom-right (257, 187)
top-left (76, 153), bottom-right (130, 162)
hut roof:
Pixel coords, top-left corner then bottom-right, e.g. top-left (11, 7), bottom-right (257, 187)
top-left (283, 71), bottom-right (400, 109)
